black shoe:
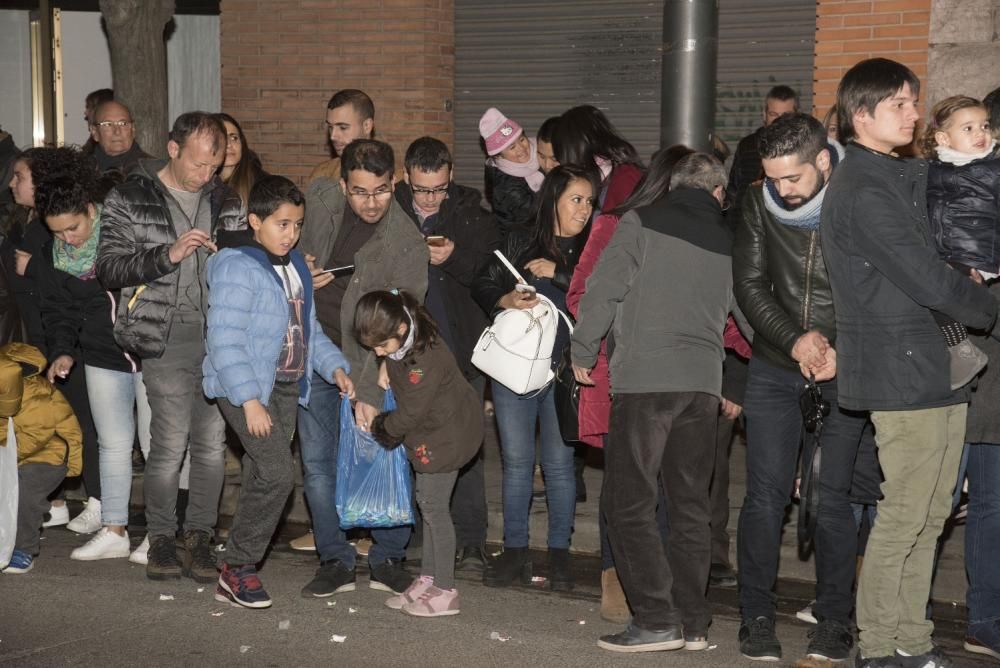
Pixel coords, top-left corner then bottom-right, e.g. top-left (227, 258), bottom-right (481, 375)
top-left (855, 654), bottom-right (904, 667)
top-left (547, 547), bottom-right (574, 592)
top-left (146, 535), bottom-right (182, 581)
top-left (369, 557), bottom-right (413, 594)
top-left (739, 616), bottom-right (782, 661)
top-left (894, 647), bottom-right (953, 668)
top-left (597, 622), bottom-right (685, 653)
top-left (806, 619), bottom-right (854, 661)
top-left (483, 546), bottom-right (532, 587)
top-left (181, 530), bottom-right (218, 583)
top-left (709, 562), bottom-right (737, 588)
top-left (455, 545), bottom-right (487, 572)
top-left (301, 560), bottom-right (356, 598)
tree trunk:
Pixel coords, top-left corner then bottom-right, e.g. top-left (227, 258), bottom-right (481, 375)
top-left (99, 0), bottom-right (175, 158)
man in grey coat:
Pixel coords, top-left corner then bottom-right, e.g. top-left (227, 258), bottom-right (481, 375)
top-left (572, 153), bottom-right (738, 653)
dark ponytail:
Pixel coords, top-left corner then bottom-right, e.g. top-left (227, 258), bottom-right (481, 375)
top-left (354, 290), bottom-right (439, 355)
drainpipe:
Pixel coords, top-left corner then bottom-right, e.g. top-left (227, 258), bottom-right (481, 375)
top-left (660, 0), bottom-right (719, 152)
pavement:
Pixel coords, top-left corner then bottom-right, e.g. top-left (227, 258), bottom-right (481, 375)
top-left (0, 412), bottom-right (983, 667)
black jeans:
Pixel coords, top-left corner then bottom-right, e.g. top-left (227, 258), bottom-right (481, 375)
top-left (604, 391), bottom-right (719, 634)
top-left (17, 462), bottom-right (68, 556)
top-left (450, 375), bottom-right (487, 548)
top-left (219, 381), bottom-right (299, 566)
top-left (737, 356), bottom-right (874, 624)
top-left (711, 414), bottom-right (737, 568)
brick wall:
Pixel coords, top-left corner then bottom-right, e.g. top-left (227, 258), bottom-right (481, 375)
top-left (813, 0), bottom-right (932, 119)
top-left (219, 0), bottom-right (455, 185)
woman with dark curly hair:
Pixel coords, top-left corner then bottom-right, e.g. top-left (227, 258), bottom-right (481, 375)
top-left (31, 146), bottom-right (151, 563)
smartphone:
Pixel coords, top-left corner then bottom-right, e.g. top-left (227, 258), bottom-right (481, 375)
top-left (320, 264), bottom-right (355, 276)
top-left (514, 283), bottom-right (537, 294)
top-left (425, 235), bottom-right (447, 247)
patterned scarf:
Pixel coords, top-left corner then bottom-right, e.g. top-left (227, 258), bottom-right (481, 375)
top-left (53, 205), bottom-right (102, 280)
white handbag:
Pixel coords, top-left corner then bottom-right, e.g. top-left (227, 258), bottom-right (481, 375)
top-left (471, 250), bottom-right (573, 395)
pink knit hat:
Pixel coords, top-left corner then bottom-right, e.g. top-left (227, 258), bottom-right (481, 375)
top-left (479, 107), bottom-right (523, 156)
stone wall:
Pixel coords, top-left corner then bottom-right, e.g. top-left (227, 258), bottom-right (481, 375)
top-left (927, 0), bottom-right (1000, 107)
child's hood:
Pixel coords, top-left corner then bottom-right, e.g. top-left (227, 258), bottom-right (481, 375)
top-left (0, 342), bottom-right (45, 379)
top-left (0, 357), bottom-right (23, 418)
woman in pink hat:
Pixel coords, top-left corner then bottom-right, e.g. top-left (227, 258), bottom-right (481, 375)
top-left (479, 108), bottom-right (543, 233)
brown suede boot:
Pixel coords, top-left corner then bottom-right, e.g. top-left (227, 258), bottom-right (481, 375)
top-left (600, 567), bottom-right (630, 623)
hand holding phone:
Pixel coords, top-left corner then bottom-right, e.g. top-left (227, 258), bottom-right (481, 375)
top-left (514, 283), bottom-right (536, 294)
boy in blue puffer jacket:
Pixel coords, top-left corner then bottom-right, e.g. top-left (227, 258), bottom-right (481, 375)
top-left (203, 175), bottom-right (353, 609)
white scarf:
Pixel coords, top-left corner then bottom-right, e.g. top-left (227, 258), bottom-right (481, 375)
top-left (388, 307), bottom-right (416, 361)
top-left (935, 141), bottom-right (998, 166)
top-left (491, 137), bottom-right (545, 192)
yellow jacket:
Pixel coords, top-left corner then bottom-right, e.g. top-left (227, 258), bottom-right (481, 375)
top-left (0, 343), bottom-right (82, 475)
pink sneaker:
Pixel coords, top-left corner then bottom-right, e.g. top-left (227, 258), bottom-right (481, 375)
top-left (401, 584), bottom-right (460, 617)
top-left (385, 575), bottom-right (434, 610)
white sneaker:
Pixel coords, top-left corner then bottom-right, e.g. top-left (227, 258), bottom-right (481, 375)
top-left (70, 527), bottom-right (130, 561)
top-left (42, 503), bottom-right (70, 528)
top-left (66, 497), bottom-right (103, 534)
top-left (796, 601), bottom-right (818, 625)
top-left (129, 535), bottom-right (150, 565)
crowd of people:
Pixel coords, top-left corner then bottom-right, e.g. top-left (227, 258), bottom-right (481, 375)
top-left (1, 55), bottom-right (999, 667)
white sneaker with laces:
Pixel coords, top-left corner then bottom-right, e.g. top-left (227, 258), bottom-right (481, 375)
top-left (129, 535), bottom-right (150, 565)
top-left (70, 527), bottom-right (130, 560)
top-left (42, 503), bottom-right (70, 528)
top-left (66, 497), bottom-right (102, 534)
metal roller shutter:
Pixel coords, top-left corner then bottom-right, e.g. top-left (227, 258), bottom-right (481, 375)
top-left (454, 0), bottom-right (815, 188)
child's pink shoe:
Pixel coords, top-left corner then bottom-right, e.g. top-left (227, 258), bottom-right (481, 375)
top-left (385, 575), bottom-right (434, 610)
top-left (401, 584), bottom-right (460, 617)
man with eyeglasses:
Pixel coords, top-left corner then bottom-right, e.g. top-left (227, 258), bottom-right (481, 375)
top-left (394, 136), bottom-right (500, 571)
top-left (296, 138), bottom-right (428, 600)
top-left (731, 112), bottom-right (880, 664)
top-left (89, 100), bottom-right (150, 180)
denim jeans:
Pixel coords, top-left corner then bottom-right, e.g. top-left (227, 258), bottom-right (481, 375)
top-left (966, 442), bottom-right (1000, 625)
top-left (604, 391), bottom-right (719, 633)
top-left (298, 372), bottom-right (410, 569)
top-left (491, 380), bottom-right (576, 549)
top-left (85, 365), bottom-right (151, 527)
top-left (141, 320), bottom-right (226, 538)
top-left (737, 356), bottom-right (872, 624)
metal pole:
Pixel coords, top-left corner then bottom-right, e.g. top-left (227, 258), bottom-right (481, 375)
top-left (660, 0), bottom-right (718, 152)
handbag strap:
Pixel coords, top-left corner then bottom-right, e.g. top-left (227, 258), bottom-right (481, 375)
top-left (493, 249), bottom-right (575, 333)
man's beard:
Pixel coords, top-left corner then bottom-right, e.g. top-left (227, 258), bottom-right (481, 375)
top-left (783, 170), bottom-right (826, 210)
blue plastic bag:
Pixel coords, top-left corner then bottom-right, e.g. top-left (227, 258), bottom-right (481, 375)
top-left (335, 389), bottom-right (413, 529)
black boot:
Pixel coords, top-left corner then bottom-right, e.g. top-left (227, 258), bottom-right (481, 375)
top-left (548, 547), bottom-right (574, 592)
top-left (483, 547), bottom-right (532, 587)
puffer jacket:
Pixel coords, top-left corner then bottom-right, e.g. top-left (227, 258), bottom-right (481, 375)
top-left (202, 246), bottom-right (349, 408)
top-left (372, 339), bottom-right (483, 474)
top-left (821, 143), bottom-right (998, 411)
top-left (0, 343), bottom-right (82, 474)
top-left (298, 181), bottom-right (429, 407)
top-left (95, 159), bottom-right (246, 359)
top-left (733, 185), bottom-right (836, 372)
top-left (484, 164), bottom-right (535, 232)
top-left (927, 154), bottom-right (1000, 273)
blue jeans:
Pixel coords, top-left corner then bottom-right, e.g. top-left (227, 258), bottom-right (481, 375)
top-left (85, 365), bottom-right (151, 527)
top-left (491, 380), bottom-right (575, 549)
top-left (298, 372), bottom-right (410, 568)
top-left (966, 442), bottom-right (1000, 625)
top-left (737, 356), bottom-right (873, 624)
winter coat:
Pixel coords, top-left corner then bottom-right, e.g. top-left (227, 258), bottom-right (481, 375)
top-left (563, 164), bottom-right (644, 447)
top-left (38, 236), bottom-right (138, 374)
top-left (202, 246), bottom-right (349, 408)
top-left (820, 143), bottom-right (998, 411)
top-left (726, 127), bottom-right (765, 221)
top-left (3, 217), bottom-right (51, 352)
top-left (298, 180), bottom-right (429, 407)
top-left (93, 142), bottom-right (151, 180)
top-left (967, 282), bottom-right (1000, 443)
top-left (733, 185), bottom-right (837, 372)
top-left (0, 248), bottom-right (23, 346)
top-left (927, 155), bottom-right (1000, 274)
top-left (372, 339), bottom-right (482, 474)
top-left (571, 188), bottom-right (737, 397)
top-left (95, 159), bottom-right (247, 359)
top-left (0, 343), bottom-right (82, 474)
top-left (484, 164), bottom-right (535, 232)
top-left (395, 182), bottom-right (500, 379)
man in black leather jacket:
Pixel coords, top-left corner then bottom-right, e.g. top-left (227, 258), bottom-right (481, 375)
top-left (733, 112), bottom-right (878, 664)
